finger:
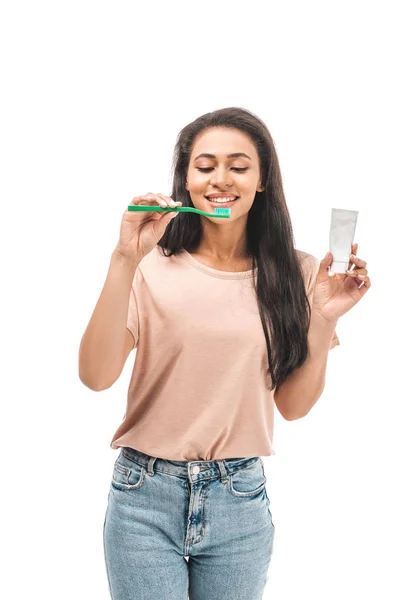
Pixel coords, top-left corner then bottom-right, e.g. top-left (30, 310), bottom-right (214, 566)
top-left (153, 194), bottom-right (170, 207)
top-left (357, 274), bottom-right (370, 290)
top-left (129, 196), bottom-right (149, 205)
top-left (129, 196), bottom-right (154, 207)
top-left (348, 244), bottom-right (355, 270)
top-left (346, 268), bottom-right (368, 277)
top-left (143, 193), bottom-right (169, 207)
top-left (348, 243), bottom-right (360, 268)
top-left (350, 254), bottom-right (367, 267)
top-left (129, 195), bottom-right (166, 209)
top-left (158, 193), bottom-right (181, 208)
top-left (154, 193), bottom-right (179, 209)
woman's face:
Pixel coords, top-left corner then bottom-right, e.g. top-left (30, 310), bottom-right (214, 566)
top-left (185, 127), bottom-right (264, 219)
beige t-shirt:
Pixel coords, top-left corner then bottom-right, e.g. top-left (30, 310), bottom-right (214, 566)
top-left (110, 247), bottom-right (339, 460)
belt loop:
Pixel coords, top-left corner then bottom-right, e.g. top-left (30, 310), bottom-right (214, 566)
top-left (217, 460), bottom-right (229, 483)
top-left (147, 456), bottom-right (157, 476)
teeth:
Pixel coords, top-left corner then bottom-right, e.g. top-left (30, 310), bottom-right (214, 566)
top-left (207, 197), bottom-right (237, 203)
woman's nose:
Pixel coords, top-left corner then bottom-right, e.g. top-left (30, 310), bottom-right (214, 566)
top-left (210, 169), bottom-right (232, 188)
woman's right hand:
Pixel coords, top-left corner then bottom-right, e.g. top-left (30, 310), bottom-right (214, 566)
top-left (115, 193), bottom-right (182, 261)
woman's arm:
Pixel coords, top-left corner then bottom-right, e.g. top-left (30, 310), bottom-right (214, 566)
top-left (273, 310), bottom-right (338, 420)
top-left (78, 250), bottom-right (140, 391)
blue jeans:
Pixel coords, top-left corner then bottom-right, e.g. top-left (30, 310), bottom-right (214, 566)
top-left (103, 446), bottom-right (275, 599)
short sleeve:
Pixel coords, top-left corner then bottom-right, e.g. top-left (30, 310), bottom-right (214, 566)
top-left (126, 270), bottom-right (140, 349)
top-left (303, 253), bottom-right (340, 350)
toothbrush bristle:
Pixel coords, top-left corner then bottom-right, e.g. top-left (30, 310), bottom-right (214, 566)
top-left (213, 207), bottom-right (231, 216)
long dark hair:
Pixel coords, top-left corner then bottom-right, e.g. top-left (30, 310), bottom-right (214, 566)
top-left (158, 107), bottom-right (312, 391)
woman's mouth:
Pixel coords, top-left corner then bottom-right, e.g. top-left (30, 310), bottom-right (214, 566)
top-left (205, 196), bottom-right (239, 206)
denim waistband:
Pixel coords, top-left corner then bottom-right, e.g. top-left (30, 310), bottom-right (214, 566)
top-left (120, 446), bottom-right (261, 482)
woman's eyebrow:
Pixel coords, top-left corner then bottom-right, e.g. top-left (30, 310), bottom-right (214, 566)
top-left (194, 152), bottom-right (252, 161)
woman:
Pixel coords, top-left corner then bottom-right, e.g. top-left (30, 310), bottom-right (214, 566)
top-left (79, 107), bottom-right (370, 599)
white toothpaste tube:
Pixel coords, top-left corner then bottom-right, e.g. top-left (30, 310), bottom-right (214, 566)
top-left (329, 208), bottom-right (359, 274)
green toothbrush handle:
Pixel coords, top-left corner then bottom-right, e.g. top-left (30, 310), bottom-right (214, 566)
top-left (128, 205), bottom-right (180, 212)
top-left (127, 205), bottom-right (231, 218)
top-left (127, 205), bottom-right (197, 212)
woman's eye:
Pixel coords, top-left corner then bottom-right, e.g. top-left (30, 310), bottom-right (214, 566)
top-left (197, 168), bottom-right (248, 172)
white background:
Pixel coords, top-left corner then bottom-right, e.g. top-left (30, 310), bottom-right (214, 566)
top-left (1, 1), bottom-right (398, 598)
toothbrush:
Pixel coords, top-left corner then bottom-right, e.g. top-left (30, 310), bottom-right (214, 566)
top-left (127, 204), bottom-right (231, 219)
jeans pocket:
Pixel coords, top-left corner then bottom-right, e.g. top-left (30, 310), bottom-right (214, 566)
top-left (227, 458), bottom-right (266, 498)
top-left (111, 450), bottom-right (146, 491)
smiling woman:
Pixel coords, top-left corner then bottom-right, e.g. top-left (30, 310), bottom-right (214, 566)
top-left (97, 106), bottom-right (339, 600)
top-left (158, 106), bottom-right (318, 392)
top-left (189, 141), bottom-right (261, 238)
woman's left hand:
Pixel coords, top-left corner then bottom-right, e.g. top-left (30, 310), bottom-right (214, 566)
top-left (312, 243), bottom-right (371, 323)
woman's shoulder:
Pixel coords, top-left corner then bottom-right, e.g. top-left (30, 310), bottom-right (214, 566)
top-left (295, 249), bottom-right (320, 286)
top-left (295, 248), bottom-right (318, 266)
